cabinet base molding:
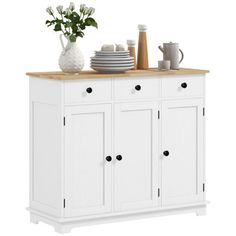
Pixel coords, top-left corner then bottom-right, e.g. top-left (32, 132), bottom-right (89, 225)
top-left (28, 202), bottom-right (208, 233)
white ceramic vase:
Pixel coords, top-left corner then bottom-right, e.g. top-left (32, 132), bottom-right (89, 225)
top-left (59, 35), bottom-right (84, 74)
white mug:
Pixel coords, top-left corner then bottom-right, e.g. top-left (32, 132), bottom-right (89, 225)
top-left (158, 60), bottom-right (171, 70)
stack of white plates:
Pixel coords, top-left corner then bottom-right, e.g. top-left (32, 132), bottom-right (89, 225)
top-left (90, 51), bottom-right (134, 73)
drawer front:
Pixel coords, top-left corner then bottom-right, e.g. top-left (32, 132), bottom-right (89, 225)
top-left (162, 75), bottom-right (205, 98)
top-left (65, 79), bottom-right (112, 103)
top-left (114, 77), bottom-right (160, 100)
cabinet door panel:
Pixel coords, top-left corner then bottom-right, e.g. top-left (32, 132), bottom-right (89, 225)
top-left (114, 102), bottom-right (159, 211)
top-left (161, 99), bottom-right (204, 206)
top-left (65, 104), bottom-right (112, 217)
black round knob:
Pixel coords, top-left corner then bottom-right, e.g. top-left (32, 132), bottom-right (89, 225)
top-left (86, 87), bottom-right (93, 93)
top-left (116, 155), bottom-right (122, 161)
top-left (106, 156), bottom-right (112, 162)
top-left (181, 82), bottom-right (187, 88)
top-left (163, 151), bottom-right (169, 156)
top-left (135, 85), bottom-right (141, 91)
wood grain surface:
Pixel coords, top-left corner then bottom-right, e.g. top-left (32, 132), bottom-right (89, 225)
top-left (26, 68), bottom-right (209, 80)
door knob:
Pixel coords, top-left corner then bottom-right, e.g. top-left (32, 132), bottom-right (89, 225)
top-left (116, 155), bottom-right (122, 161)
top-left (181, 82), bottom-right (187, 88)
top-left (105, 156), bottom-right (112, 162)
top-left (86, 87), bottom-right (93, 93)
top-left (135, 85), bottom-right (141, 91)
top-left (163, 150), bottom-right (169, 156)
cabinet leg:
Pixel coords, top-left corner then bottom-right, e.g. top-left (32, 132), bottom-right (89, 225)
top-left (30, 213), bottom-right (39, 224)
top-left (196, 207), bottom-right (206, 216)
top-left (54, 225), bottom-right (72, 234)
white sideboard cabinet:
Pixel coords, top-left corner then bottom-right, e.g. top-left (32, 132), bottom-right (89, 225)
top-left (27, 69), bottom-right (209, 233)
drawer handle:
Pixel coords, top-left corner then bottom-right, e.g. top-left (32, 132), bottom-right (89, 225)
top-left (163, 150), bottom-right (170, 157)
top-left (135, 85), bottom-right (141, 91)
top-left (181, 82), bottom-right (187, 88)
top-left (105, 156), bottom-right (112, 162)
top-left (116, 155), bottom-right (122, 161)
top-left (86, 87), bottom-right (93, 93)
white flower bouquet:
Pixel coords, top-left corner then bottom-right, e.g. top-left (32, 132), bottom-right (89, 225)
top-left (46, 2), bottom-right (97, 42)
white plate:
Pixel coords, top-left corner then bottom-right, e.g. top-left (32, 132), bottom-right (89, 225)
top-left (91, 57), bottom-right (134, 61)
top-left (95, 53), bottom-right (129, 57)
top-left (94, 55), bottom-right (130, 58)
top-left (91, 62), bottom-right (134, 66)
top-left (91, 60), bottom-right (134, 64)
top-left (95, 50), bottom-right (129, 54)
top-left (91, 63), bottom-right (134, 67)
top-left (91, 66), bottom-right (133, 72)
top-left (95, 51), bottom-right (129, 54)
top-left (95, 54), bottom-right (129, 57)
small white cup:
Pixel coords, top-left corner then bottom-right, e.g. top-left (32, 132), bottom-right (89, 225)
top-left (158, 60), bottom-right (171, 70)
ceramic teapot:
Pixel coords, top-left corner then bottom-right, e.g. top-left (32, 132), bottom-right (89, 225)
top-left (158, 42), bottom-right (184, 69)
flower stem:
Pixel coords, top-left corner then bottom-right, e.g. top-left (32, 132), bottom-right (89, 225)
top-left (60, 13), bottom-right (69, 35)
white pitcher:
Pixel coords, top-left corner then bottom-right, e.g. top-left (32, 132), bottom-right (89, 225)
top-left (158, 42), bottom-right (184, 70)
top-left (59, 34), bottom-right (84, 74)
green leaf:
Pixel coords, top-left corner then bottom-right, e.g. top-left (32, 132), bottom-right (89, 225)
top-left (75, 31), bottom-right (84, 38)
top-left (69, 34), bottom-right (76, 42)
top-left (84, 17), bottom-right (98, 28)
top-left (80, 24), bottom-right (86, 30)
top-left (65, 13), bottom-right (74, 22)
top-left (71, 24), bottom-right (78, 33)
top-left (54, 23), bottom-right (61, 31)
top-left (64, 21), bottom-right (72, 28)
top-left (72, 11), bottom-right (80, 20)
top-left (64, 14), bottom-right (69, 19)
top-left (46, 19), bottom-right (57, 27)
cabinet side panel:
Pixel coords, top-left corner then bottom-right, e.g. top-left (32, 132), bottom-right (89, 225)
top-left (29, 77), bottom-right (63, 217)
top-left (32, 103), bottom-right (60, 206)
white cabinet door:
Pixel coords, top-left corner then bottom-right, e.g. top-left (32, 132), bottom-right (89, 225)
top-left (64, 104), bottom-right (112, 217)
top-left (161, 99), bottom-right (204, 206)
top-left (114, 102), bottom-right (160, 211)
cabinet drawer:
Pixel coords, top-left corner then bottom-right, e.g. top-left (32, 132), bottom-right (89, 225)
top-left (162, 75), bottom-right (204, 98)
top-left (64, 79), bottom-right (112, 103)
top-left (114, 77), bottom-right (160, 100)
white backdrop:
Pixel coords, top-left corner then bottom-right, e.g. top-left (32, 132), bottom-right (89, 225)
top-left (0, 0), bottom-right (236, 235)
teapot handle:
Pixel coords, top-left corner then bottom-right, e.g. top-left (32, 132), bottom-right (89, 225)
top-left (179, 49), bottom-right (184, 63)
top-left (158, 45), bottom-right (164, 53)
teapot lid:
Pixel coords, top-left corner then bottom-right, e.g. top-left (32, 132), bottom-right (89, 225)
top-left (164, 41), bottom-right (179, 45)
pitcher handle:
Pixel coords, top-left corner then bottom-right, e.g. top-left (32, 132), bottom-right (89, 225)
top-left (179, 49), bottom-right (184, 63)
top-left (60, 34), bottom-right (66, 55)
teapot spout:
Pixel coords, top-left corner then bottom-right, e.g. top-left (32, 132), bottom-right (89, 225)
top-left (158, 45), bottom-right (164, 53)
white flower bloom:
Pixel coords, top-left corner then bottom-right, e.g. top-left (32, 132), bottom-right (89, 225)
top-left (83, 6), bottom-right (89, 14)
top-left (88, 7), bottom-right (95, 15)
top-left (46, 6), bottom-right (53, 15)
top-left (56, 5), bottom-right (63, 14)
top-left (69, 2), bottom-right (75, 11)
top-left (80, 4), bottom-right (86, 12)
top-left (64, 8), bottom-right (72, 16)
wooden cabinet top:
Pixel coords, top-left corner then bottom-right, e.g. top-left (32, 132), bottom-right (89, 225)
top-left (26, 68), bottom-right (209, 80)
